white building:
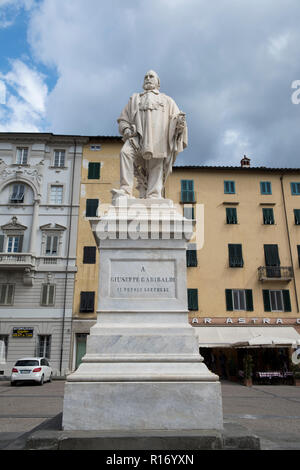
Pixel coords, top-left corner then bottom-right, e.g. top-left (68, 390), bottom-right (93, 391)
top-left (0, 133), bottom-right (87, 377)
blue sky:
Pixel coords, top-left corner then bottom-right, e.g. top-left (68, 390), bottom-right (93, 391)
top-left (0, 0), bottom-right (300, 168)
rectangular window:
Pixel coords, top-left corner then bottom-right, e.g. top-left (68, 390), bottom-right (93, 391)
top-left (225, 289), bottom-right (253, 311)
top-left (83, 246), bottom-right (96, 264)
top-left (41, 284), bottom-right (55, 306)
top-left (181, 180), bottom-right (195, 203)
top-left (7, 235), bottom-right (23, 253)
top-left (228, 244), bottom-right (244, 267)
top-left (297, 245), bottom-right (300, 267)
top-left (45, 235), bottom-right (58, 255)
top-left (294, 209), bottom-right (300, 225)
top-left (186, 243), bottom-right (197, 267)
top-left (183, 206), bottom-right (194, 219)
top-left (80, 291), bottom-right (95, 312)
top-left (263, 289), bottom-right (291, 312)
top-left (187, 288), bottom-right (198, 311)
top-left (54, 150), bottom-right (65, 168)
top-left (16, 147), bottom-right (28, 165)
top-left (260, 181), bottom-right (272, 195)
top-left (50, 185), bottom-right (63, 204)
top-left (88, 162), bottom-right (101, 179)
top-left (291, 182), bottom-right (300, 195)
top-left (264, 244), bottom-right (280, 277)
top-left (0, 284), bottom-right (14, 305)
top-left (262, 208), bottom-right (274, 225)
top-left (86, 199), bottom-right (99, 217)
top-left (37, 335), bottom-right (51, 358)
top-left (11, 184), bottom-right (25, 203)
top-left (224, 180), bottom-right (235, 194)
top-left (226, 207), bottom-right (237, 224)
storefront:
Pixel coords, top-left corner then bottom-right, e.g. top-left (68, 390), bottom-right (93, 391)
top-left (194, 326), bottom-right (300, 385)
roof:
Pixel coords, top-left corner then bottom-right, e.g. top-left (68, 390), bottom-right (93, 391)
top-left (173, 165), bottom-right (300, 173)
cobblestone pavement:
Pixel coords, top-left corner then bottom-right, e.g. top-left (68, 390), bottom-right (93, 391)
top-left (0, 379), bottom-right (300, 450)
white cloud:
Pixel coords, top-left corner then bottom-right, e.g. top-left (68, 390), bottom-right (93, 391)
top-left (0, 59), bottom-right (48, 131)
top-left (0, 0), bottom-right (35, 28)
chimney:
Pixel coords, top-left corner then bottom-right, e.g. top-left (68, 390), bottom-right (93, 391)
top-left (241, 155), bottom-right (251, 168)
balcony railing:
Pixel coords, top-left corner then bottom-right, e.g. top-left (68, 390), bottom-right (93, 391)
top-left (258, 266), bottom-right (293, 282)
top-left (0, 253), bottom-right (36, 269)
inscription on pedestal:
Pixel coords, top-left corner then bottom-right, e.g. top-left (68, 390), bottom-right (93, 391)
top-left (110, 259), bottom-right (176, 298)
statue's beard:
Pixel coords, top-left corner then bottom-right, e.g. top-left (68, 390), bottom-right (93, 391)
top-left (143, 82), bottom-right (158, 91)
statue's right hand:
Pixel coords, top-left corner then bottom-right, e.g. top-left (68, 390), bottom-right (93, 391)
top-left (123, 128), bottom-right (132, 139)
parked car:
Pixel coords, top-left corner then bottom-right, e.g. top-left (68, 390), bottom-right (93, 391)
top-left (11, 357), bottom-right (52, 386)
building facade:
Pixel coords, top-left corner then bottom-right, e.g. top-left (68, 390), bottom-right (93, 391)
top-left (0, 133), bottom-right (87, 377)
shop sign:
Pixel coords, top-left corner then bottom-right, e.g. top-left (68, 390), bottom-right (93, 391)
top-left (12, 327), bottom-right (34, 338)
top-left (191, 317), bottom-right (300, 325)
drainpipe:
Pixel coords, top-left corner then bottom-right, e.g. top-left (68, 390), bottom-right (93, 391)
top-left (59, 139), bottom-right (77, 375)
top-left (280, 174), bottom-right (299, 313)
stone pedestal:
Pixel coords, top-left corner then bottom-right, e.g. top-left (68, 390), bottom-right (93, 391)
top-left (62, 199), bottom-right (223, 431)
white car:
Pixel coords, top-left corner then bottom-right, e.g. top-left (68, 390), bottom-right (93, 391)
top-left (11, 357), bottom-right (53, 386)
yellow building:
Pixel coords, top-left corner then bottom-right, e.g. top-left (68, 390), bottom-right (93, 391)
top-left (71, 147), bottom-right (300, 382)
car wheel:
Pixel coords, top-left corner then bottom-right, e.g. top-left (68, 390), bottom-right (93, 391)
top-left (38, 375), bottom-right (44, 386)
top-left (11, 381), bottom-right (16, 386)
top-left (48, 373), bottom-right (52, 383)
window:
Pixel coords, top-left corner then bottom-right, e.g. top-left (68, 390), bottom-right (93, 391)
top-left (7, 235), bottom-right (23, 253)
top-left (183, 206), bottom-right (194, 219)
top-left (0, 284), bottom-right (14, 305)
top-left (0, 335), bottom-right (8, 361)
top-left (294, 210), bottom-right (300, 225)
top-left (54, 150), bottom-right (65, 168)
top-left (16, 147), bottom-right (28, 165)
top-left (224, 180), bottom-right (235, 194)
top-left (263, 208), bottom-right (274, 225)
top-left (186, 243), bottom-right (197, 267)
top-left (86, 199), bottom-right (99, 217)
top-left (225, 289), bottom-right (253, 311)
top-left (228, 244), bottom-right (243, 267)
top-left (88, 162), bottom-right (101, 179)
top-left (90, 145), bottom-right (101, 151)
top-left (260, 181), bottom-right (272, 195)
top-left (83, 246), bottom-right (96, 264)
top-left (80, 291), bottom-right (95, 312)
top-left (181, 180), bottom-right (195, 203)
top-left (50, 185), bottom-right (63, 204)
top-left (263, 289), bottom-right (291, 312)
top-left (187, 288), bottom-right (198, 311)
top-left (264, 244), bottom-right (280, 277)
top-left (291, 182), bottom-right (300, 195)
top-left (297, 245), bottom-right (300, 267)
top-left (37, 335), bottom-right (51, 358)
top-left (45, 235), bottom-right (58, 255)
top-left (41, 284), bottom-right (55, 306)
top-left (11, 184), bottom-right (25, 203)
top-left (226, 207), bottom-right (237, 224)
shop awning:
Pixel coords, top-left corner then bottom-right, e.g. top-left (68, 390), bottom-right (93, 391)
top-left (194, 326), bottom-right (300, 348)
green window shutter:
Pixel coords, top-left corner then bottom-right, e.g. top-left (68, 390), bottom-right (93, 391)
top-left (86, 199), bottom-right (99, 217)
top-left (263, 208), bottom-right (274, 224)
top-left (0, 285), bottom-right (6, 304)
top-left (80, 292), bottom-right (95, 312)
top-left (88, 162), bottom-right (101, 179)
top-left (224, 181), bottom-right (235, 194)
top-left (282, 290), bottom-right (291, 312)
top-left (0, 235), bottom-right (4, 252)
top-left (41, 285), bottom-right (48, 306)
top-left (260, 181), bottom-right (272, 195)
top-left (294, 210), bottom-right (300, 225)
top-left (48, 285), bottom-right (55, 306)
top-left (263, 290), bottom-right (271, 312)
top-left (226, 207), bottom-right (237, 224)
top-left (291, 182), bottom-right (300, 195)
top-left (228, 244), bottom-right (243, 267)
top-left (181, 180), bottom-right (195, 203)
top-left (187, 289), bottom-right (198, 311)
top-left (297, 245), bottom-right (300, 267)
top-left (17, 235), bottom-right (23, 253)
top-left (225, 289), bottom-right (233, 311)
top-left (186, 249), bottom-right (197, 267)
top-left (245, 289), bottom-right (253, 311)
top-left (264, 244), bottom-right (280, 266)
top-left (83, 246), bottom-right (96, 264)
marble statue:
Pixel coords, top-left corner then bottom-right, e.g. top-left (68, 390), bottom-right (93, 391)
top-left (112, 70), bottom-right (188, 200)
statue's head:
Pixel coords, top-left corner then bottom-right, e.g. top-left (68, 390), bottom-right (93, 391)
top-left (143, 70), bottom-right (160, 91)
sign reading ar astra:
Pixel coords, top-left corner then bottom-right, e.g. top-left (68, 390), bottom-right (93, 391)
top-left (109, 260), bottom-right (176, 299)
top-left (192, 317), bottom-right (300, 325)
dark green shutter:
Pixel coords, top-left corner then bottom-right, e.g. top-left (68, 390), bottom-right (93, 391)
top-left (264, 245), bottom-right (280, 266)
top-left (86, 199), bottom-right (99, 217)
top-left (41, 285), bottom-right (48, 305)
top-left (225, 289), bottom-right (233, 311)
top-left (224, 181), bottom-right (235, 194)
top-left (282, 290), bottom-right (291, 312)
top-left (294, 210), bottom-right (300, 225)
top-left (181, 180), bottom-right (195, 203)
top-left (88, 162), bottom-right (101, 179)
top-left (187, 289), bottom-right (198, 311)
top-left (297, 245), bottom-right (300, 267)
top-left (245, 290), bottom-right (253, 311)
top-left (226, 207), bottom-right (237, 224)
top-left (80, 291), bottom-right (95, 312)
top-left (263, 290), bottom-right (271, 312)
top-left (186, 249), bottom-right (197, 267)
top-left (18, 235), bottom-right (23, 253)
top-left (0, 235), bottom-right (4, 252)
top-left (83, 246), bottom-right (96, 264)
top-left (263, 208), bottom-right (274, 224)
top-left (228, 244), bottom-right (243, 267)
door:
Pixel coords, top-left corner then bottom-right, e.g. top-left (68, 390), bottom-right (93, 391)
top-left (75, 334), bottom-right (87, 369)
top-left (264, 244), bottom-right (281, 278)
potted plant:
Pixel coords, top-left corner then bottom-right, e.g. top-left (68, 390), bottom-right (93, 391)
top-left (243, 353), bottom-right (253, 387)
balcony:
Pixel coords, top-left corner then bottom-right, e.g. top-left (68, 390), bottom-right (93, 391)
top-left (258, 266), bottom-right (293, 282)
top-left (0, 253), bottom-right (36, 270)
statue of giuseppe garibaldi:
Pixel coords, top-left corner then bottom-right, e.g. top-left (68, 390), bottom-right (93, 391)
top-left (112, 70), bottom-right (188, 200)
